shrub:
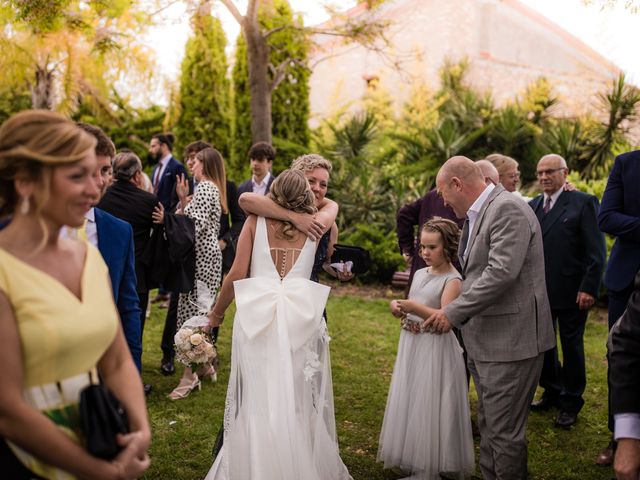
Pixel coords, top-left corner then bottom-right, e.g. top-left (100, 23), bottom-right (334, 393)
top-left (340, 223), bottom-right (404, 284)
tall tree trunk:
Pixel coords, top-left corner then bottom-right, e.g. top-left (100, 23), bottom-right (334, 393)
top-left (243, 16), bottom-right (272, 144)
top-left (31, 65), bottom-right (54, 110)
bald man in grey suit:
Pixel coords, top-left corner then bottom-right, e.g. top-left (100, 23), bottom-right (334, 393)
top-left (426, 156), bottom-right (555, 480)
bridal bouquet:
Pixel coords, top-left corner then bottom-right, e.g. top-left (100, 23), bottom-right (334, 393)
top-left (174, 281), bottom-right (218, 369)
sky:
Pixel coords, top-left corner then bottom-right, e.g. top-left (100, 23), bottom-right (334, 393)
top-left (144, 0), bottom-right (640, 105)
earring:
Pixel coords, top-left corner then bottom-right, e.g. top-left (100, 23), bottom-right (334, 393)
top-left (20, 196), bottom-right (30, 215)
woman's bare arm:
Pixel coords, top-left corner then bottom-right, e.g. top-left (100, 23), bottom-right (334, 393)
top-left (0, 291), bottom-right (148, 480)
top-left (208, 215), bottom-right (256, 326)
top-left (238, 193), bottom-right (338, 240)
top-left (397, 278), bottom-right (461, 320)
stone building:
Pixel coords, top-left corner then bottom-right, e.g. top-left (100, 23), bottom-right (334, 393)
top-left (309, 0), bottom-right (621, 125)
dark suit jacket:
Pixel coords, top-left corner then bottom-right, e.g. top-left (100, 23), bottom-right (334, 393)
top-left (599, 150), bottom-right (640, 292)
top-left (608, 268), bottom-right (640, 416)
top-left (237, 174), bottom-right (275, 196)
top-left (94, 208), bottom-right (142, 371)
top-left (396, 188), bottom-right (463, 285)
top-left (530, 191), bottom-right (606, 309)
top-left (143, 213), bottom-right (195, 293)
top-left (97, 181), bottom-right (159, 292)
top-left (152, 156), bottom-right (188, 210)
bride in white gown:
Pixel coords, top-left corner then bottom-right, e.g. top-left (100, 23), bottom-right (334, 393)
top-left (205, 169), bottom-right (352, 480)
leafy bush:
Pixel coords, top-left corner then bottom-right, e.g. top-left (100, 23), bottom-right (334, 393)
top-left (340, 223), bottom-right (404, 284)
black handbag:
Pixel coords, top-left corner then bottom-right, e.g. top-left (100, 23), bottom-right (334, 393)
top-left (331, 244), bottom-right (372, 274)
top-left (79, 373), bottom-right (129, 460)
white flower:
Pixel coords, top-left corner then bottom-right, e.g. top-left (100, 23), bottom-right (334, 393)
top-left (190, 333), bottom-right (204, 346)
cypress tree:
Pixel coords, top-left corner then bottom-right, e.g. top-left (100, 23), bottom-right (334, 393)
top-left (174, 7), bottom-right (231, 160)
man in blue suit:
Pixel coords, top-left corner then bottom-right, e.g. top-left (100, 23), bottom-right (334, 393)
top-left (529, 154), bottom-right (606, 429)
top-left (77, 123), bottom-right (143, 372)
top-left (149, 133), bottom-right (188, 211)
top-left (596, 149), bottom-right (640, 465)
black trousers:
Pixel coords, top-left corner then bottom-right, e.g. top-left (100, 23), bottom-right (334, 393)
top-left (606, 281), bottom-right (635, 432)
top-left (539, 306), bottom-right (588, 413)
top-left (137, 289), bottom-right (149, 339)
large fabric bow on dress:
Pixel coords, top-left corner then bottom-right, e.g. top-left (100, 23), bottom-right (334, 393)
top-left (233, 277), bottom-right (330, 351)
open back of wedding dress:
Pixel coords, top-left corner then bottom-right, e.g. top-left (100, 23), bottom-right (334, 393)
top-left (206, 217), bottom-right (352, 480)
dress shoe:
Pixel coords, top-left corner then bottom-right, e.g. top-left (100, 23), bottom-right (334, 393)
top-left (160, 357), bottom-right (175, 376)
top-left (595, 440), bottom-right (616, 466)
top-left (530, 395), bottom-right (556, 412)
top-left (143, 383), bottom-right (153, 396)
top-left (554, 411), bottom-right (578, 429)
top-left (151, 293), bottom-right (170, 303)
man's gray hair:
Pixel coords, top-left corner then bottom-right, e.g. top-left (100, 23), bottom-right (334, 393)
top-left (113, 151), bottom-right (143, 181)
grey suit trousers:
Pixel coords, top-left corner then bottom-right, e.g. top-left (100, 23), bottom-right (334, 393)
top-left (468, 353), bottom-right (544, 480)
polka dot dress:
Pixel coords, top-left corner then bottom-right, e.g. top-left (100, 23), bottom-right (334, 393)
top-left (177, 181), bottom-right (223, 328)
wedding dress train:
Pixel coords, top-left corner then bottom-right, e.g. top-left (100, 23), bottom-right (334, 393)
top-left (205, 217), bottom-right (352, 480)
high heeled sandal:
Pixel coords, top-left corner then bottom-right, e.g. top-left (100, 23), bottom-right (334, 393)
top-left (196, 363), bottom-right (217, 383)
top-left (167, 376), bottom-right (201, 400)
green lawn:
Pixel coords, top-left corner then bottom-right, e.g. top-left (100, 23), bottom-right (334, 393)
top-left (141, 291), bottom-right (614, 479)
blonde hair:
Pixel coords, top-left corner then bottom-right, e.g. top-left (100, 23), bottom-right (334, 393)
top-left (196, 147), bottom-right (227, 214)
top-left (485, 153), bottom-right (519, 177)
top-left (0, 110), bottom-right (96, 218)
top-left (268, 169), bottom-right (317, 240)
top-left (290, 154), bottom-right (332, 174)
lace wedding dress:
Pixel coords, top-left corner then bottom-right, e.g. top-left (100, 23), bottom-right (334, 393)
top-left (205, 217), bottom-right (352, 480)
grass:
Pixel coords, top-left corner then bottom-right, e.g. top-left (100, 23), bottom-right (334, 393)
top-left (141, 290), bottom-right (614, 480)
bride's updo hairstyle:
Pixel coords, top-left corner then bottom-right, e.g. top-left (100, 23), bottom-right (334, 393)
top-left (422, 217), bottom-right (460, 264)
top-left (0, 110), bottom-right (95, 218)
top-left (268, 169), bottom-right (317, 240)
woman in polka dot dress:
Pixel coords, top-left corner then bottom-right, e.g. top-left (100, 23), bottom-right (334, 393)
top-left (169, 147), bottom-right (225, 400)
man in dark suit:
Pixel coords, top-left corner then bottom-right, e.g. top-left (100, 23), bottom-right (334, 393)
top-left (597, 149), bottom-right (640, 465)
top-left (76, 123), bottom-right (142, 372)
top-left (149, 133), bottom-right (188, 210)
top-left (609, 270), bottom-right (640, 480)
top-left (237, 141), bottom-right (276, 196)
top-left (529, 154), bottom-right (606, 428)
top-left (98, 151), bottom-right (160, 338)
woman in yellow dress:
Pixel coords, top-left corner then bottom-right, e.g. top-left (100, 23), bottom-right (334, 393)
top-left (0, 110), bottom-right (150, 479)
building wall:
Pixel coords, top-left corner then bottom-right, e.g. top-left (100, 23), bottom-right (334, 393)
top-left (308, 0), bottom-right (620, 126)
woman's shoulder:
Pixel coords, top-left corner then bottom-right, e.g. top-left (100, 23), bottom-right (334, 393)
top-left (199, 180), bottom-right (219, 193)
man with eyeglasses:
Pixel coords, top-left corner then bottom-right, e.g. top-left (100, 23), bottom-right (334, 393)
top-left (528, 154), bottom-right (606, 429)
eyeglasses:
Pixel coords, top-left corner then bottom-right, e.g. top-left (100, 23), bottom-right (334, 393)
top-left (502, 172), bottom-right (520, 180)
top-left (535, 167), bottom-right (566, 177)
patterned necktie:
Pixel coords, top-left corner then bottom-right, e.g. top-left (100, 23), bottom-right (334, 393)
top-left (543, 196), bottom-right (552, 214)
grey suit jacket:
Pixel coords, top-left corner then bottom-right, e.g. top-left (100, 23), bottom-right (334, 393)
top-left (444, 185), bottom-right (555, 362)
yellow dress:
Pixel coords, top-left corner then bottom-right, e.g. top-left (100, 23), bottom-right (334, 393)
top-left (0, 243), bottom-right (119, 480)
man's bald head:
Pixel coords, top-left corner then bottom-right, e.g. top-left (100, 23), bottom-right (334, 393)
top-left (437, 156), bottom-right (484, 183)
top-left (436, 156), bottom-right (488, 218)
top-left (476, 159), bottom-right (500, 186)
